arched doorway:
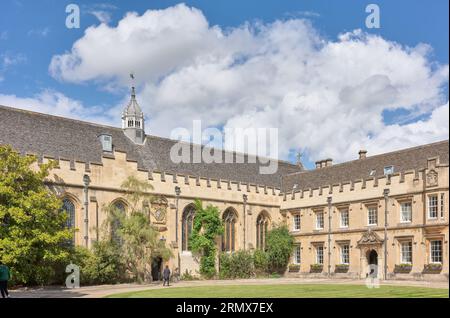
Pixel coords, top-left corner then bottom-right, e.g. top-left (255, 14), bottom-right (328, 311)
top-left (368, 249), bottom-right (378, 265)
top-left (151, 257), bottom-right (162, 282)
top-left (367, 249), bottom-right (378, 277)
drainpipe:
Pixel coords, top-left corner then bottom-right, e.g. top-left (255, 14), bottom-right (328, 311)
top-left (175, 186), bottom-right (181, 273)
top-left (243, 194), bottom-right (248, 250)
top-left (383, 188), bottom-right (390, 280)
top-left (327, 196), bottom-right (332, 277)
top-left (82, 174), bottom-right (91, 248)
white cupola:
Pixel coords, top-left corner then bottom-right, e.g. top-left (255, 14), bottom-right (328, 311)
top-left (121, 86), bottom-right (145, 144)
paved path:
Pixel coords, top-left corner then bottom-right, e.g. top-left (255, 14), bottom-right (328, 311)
top-left (9, 278), bottom-right (448, 298)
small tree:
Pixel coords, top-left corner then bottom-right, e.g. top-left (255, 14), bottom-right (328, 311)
top-left (102, 176), bottom-right (172, 283)
top-left (265, 224), bottom-right (294, 274)
top-left (189, 199), bottom-right (223, 278)
top-left (0, 145), bottom-right (73, 285)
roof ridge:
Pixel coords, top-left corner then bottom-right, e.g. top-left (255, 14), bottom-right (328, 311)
top-left (0, 104), bottom-right (123, 132)
top-left (285, 139), bottom-right (449, 177)
top-left (0, 104), bottom-right (300, 168)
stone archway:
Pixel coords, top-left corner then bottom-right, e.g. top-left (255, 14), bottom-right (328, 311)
top-left (367, 249), bottom-right (379, 278)
top-left (357, 230), bottom-right (384, 279)
top-left (368, 249), bottom-right (378, 266)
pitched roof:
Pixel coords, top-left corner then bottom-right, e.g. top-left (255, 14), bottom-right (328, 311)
top-left (123, 87), bottom-right (143, 116)
top-left (0, 105), bottom-right (301, 188)
top-left (282, 140), bottom-right (449, 192)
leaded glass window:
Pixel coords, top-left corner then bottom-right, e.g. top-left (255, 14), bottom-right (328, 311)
top-left (182, 205), bottom-right (196, 251)
top-left (256, 212), bottom-right (270, 250)
top-left (222, 209), bottom-right (237, 252)
top-left (111, 201), bottom-right (126, 245)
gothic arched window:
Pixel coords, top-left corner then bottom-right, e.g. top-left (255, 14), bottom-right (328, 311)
top-left (62, 198), bottom-right (76, 229)
top-left (256, 212), bottom-right (270, 250)
top-left (61, 198), bottom-right (76, 244)
top-left (181, 204), bottom-right (196, 251)
top-left (111, 201), bottom-right (126, 245)
top-left (222, 208), bottom-right (238, 252)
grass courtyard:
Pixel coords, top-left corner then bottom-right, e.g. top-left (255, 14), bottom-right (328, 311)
top-left (107, 284), bottom-right (449, 298)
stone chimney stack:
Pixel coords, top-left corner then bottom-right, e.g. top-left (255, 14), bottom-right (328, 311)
top-left (359, 150), bottom-right (367, 160)
top-left (316, 159), bottom-right (333, 169)
top-left (315, 161), bottom-right (322, 169)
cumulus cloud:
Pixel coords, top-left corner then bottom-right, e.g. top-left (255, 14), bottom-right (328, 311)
top-left (0, 90), bottom-right (117, 126)
top-left (46, 3), bottom-right (448, 163)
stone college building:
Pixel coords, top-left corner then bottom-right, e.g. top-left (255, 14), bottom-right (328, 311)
top-left (0, 88), bottom-right (448, 281)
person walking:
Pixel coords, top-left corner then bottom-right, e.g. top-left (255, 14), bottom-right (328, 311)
top-left (163, 265), bottom-right (171, 287)
top-left (0, 261), bottom-right (11, 298)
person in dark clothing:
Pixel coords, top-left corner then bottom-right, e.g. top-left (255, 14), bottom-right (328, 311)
top-left (0, 261), bottom-right (11, 298)
top-left (163, 265), bottom-right (171, 286)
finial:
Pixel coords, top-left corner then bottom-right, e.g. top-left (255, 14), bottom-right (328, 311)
top-left (130, 72), bottom-right (136, 98)
top-left (296, 150), bottom-right (305, 170)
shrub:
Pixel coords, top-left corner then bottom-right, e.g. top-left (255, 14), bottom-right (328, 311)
top-left (253, 249), bottom-right (269, 275)
top-left (265, 225), bottom-right (294, 273)
top-left (180, 270), bottom-right (199, 281)
top-left (288, 264), bottom-right (300, 272)
top-left (74, 242), bottom-right (127, 285)
top-left (219, 250), bottom-right (254, 279)
top-left (219, 253), bottom-right (232, 279)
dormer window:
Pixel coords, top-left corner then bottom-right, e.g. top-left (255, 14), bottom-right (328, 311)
top-left (99, 134), bottom-right (112, 152)
top-left (384, 166), bottom-right (394, 176)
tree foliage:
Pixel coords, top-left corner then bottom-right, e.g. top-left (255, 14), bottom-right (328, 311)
top-left (0, 145), bottom-right (73, 285)
top-left (189, 199), bottom-right (223, 278)
top-left (72, 243), bottom-right (126, 285)
top-left (265, 224), bottom-right (294, 273)
top-left (102, 176), bottom-right (172, 283)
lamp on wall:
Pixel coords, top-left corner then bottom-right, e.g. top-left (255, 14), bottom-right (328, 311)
top-left (174, 186), bottom-right (181, 273)
top-left (243, 194), bottom-right (248, 250)
top-left (82, 174), bottom-right (91, 248)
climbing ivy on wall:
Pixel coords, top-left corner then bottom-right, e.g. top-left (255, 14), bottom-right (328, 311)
top-left (189, 199), bottom-right (224, 278)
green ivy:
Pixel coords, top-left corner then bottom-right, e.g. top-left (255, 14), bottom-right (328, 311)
top-left (189, 199), bottom-right (223, 278)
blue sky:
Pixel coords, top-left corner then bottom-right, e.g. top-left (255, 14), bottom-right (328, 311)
top-left (0, 1), bottom-right (448, 168)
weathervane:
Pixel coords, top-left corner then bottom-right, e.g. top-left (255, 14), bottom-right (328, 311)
top-left (296, 150), bottom-right (305, 170)
top-left (129, 72), bottom-right (136, 97)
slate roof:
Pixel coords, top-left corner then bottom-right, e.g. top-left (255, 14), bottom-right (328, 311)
top-left (282, 140), bottom-right (449, 192)
top-left (1, 105), bottom-right (447, 192)
top-left (0, 105), bottom-right (301, 188)
top-left (123, 87), bottom-right (143, 116)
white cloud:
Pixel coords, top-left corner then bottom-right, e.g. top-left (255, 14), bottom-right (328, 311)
top-left (27, 27), bottom-right (50, 37)
top-left (84, 3), bottom-right (118, 24)
top-left (89, 10), bottom-right (113, 24)
top-left (45, 4), bottom-right (449, 163)
top-left (0, 90), bottom-right (117, 126)
top-left (0, 52), bottom-right (27, 82)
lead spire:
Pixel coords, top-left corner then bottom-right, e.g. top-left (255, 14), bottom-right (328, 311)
top-left (121, 73), bottom-right (145, 144)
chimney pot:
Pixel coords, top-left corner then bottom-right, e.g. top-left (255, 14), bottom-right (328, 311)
top-left (358, 150), bottom-right (367, 160)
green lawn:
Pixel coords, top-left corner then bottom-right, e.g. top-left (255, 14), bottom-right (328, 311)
top-left (107, 284), bottom-right (449, 298)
